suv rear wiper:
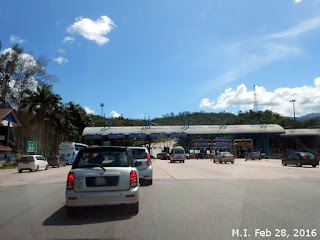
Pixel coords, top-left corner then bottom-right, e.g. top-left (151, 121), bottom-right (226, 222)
top-left (78, 164), bottom-right (106, 171)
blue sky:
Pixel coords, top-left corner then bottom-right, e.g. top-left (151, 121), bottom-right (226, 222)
top-left (1, 0), bottom-right (320, 118)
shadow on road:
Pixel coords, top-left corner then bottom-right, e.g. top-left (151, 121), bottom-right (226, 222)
top-left (43, 205), bottom-right (132, 226)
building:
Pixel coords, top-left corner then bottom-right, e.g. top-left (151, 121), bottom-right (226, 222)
top-left (0, 108), bottom-right (21, 159)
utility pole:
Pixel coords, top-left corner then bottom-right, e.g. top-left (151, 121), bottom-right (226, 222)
top-left (254, 85), bottom-right (258, 112)
top-left (100, 103), bottom-right (105, 128)
top-left (290, 100), bottom-right (296, 128)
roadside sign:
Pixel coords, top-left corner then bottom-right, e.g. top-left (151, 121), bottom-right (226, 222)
top-left (150, 133), bottom-right (167, 138)
top-left (194, 142), bottom-right (209, 147)
top-left (84, 134), bottom-right (103, 139)
top-left (215, 141), bottom-right (231, 147)
top-left (103, 141), bottom-right (111, 146)
top-left (108, 134), bottom-right (125, 139)
top-left (27, 141), bottom-right (38, 152)
top-left (129, 133), bottom-right (146, 139)
top-left (170, 132), bottom-right (187, 138)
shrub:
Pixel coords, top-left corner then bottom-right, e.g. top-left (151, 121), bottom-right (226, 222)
top-left (0, 163), bottom-right (17, 169)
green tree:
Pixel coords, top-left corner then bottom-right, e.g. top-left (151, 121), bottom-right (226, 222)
top-left (0, 42), bottom-right (57, 109)
top-left (64, 102), bottom-right (92, 141)
top-left (21, 84), bottom-right (62, 156)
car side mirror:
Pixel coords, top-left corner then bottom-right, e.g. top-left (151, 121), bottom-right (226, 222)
top-left (135, 162), bottom-right (142, 167)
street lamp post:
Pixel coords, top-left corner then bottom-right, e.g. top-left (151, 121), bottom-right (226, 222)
top-left (100, 103), bottom-right (105, 128)
top-left (290, 100), bottom-right (296, 128)
top-left (290, 100), bottom-right (298, 151)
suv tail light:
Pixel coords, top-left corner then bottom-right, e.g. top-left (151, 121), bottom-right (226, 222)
top-left (67, 172), bottom-right (74, 190)
top-left (303, 157), bottom-right (308, 160)
top-left (130, 170), bottom-right (138, 188)
top-left (146, 153), bottom-right (151, 166)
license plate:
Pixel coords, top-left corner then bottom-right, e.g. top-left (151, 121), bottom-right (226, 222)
top-left (95, 177), bottom-right (106, 186)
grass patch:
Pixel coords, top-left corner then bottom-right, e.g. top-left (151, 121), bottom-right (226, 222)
top-left (0, 163), bottom-right (17, 169)
top-left (152, 138), bottom-right (166, 143)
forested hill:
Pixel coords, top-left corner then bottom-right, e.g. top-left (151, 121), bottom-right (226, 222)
top-left (92, 110), bottom-right (320, 129)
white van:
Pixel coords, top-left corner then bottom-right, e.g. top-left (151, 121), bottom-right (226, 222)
top-left (170, 146), bottom-right (186, 163)
top-left (58, 142), bottom-right (88, 165)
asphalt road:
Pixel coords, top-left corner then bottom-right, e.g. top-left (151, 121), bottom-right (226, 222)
top-left (0, 159), bottom-right (319, 240)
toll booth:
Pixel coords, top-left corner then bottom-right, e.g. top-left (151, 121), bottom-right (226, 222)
top-left (192, 139), bottom-right (211, 158)
top-left (212, 139), bottom-right (233, 153)
top-left (234, 139), bottom-right (253, 158)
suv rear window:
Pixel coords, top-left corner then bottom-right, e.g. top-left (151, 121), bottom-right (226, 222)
top-left (73, 148), bottom-right (133, 168)
top-left (130, 149), bottom-right (147, 159)
top-left (21, 156), bottom-right (34, 162)
top-left (173, 149), bottom-right (184, 154)
top-left (222, 152), bottom-right (233, 156)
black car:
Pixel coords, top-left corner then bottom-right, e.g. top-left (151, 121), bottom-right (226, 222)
top-left (245, 152), bottom-right (261, 161)
top-left (161, 152), bottom-right (170, 160)
top-left (282, 151), bottom-right (319, 167)
top-left (47, 155), bottom-right (66, 168)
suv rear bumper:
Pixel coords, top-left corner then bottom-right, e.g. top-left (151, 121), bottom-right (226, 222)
top-left (65, 187), bottom-right (139, 207)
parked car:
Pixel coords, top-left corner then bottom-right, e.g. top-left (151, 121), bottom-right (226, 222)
top-left (47, 155), bottom-right (66, 168)
top-left (65, 146), bottom-right (140, 216)
top-left (161, 152), bottom-right (170, 160)
top-left (170, 146), bottom-right (185, 163)
top-left (213, 152), bottom-right (235, 164)
top-left (245, 152), bottom-right (261, 161)
top-left (260, 153), bottom-right (268, 159)
top-left (185, 153), bottom-right (190, 159)
top-left (282, 151), bottom-right (319, 167)
top-left (18, 155), bottom-right (49, 173)
top-left (129, 146), bottom-right (153, 185)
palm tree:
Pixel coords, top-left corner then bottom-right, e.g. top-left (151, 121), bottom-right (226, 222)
top-left (64, 102), bottom-right (92, 141)
top-left (22, 84), bottom-right (62, 156)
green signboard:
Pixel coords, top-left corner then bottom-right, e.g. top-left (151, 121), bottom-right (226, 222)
top-left (27, 141), bottom-right (38, 152)
top-left (103, 141), bottom-right (111, 146)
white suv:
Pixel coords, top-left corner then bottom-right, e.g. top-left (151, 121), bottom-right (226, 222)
top-left (129, 147), bottom-right (153, 185)
top-left (18, 155), bottom-right (49, 173)
top-left (170, 146), bottom-right (186, 163)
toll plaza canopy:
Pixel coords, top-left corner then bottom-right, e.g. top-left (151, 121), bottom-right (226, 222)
top-left (282, 129), bottom-right (320, 136)
top-left (83, 124), bottom-right (285, 137)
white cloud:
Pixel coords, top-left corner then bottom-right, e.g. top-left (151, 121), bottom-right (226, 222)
top-left (10, 35), bottom-right (26, 44)
top-left (137, 114), bottom-right (145, 119)
top-left (203, 43), bottom-right (300, 91)
top-left (67, 16), bottom-right (116, 45)
top-left (53, 57), bottom-right (68, 64)
top-left (295, 0), bottom-right (302, 3)
top-left (62, 36), bottom-right (75, 43)
top-left (200, 77), bottom-right (320, 117)
top-left (84, 106), bottom-right (95, 114)
top-left (108, 110), bottom-right (121, 118)
top-left (266, 16), bottom-right (320, 40)
top-left (57, 48), bottom-right (66, 54)
top-left (199, 98), bottom-right (215, 108)
top-left (201, 17), bottom-right (320, 93)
